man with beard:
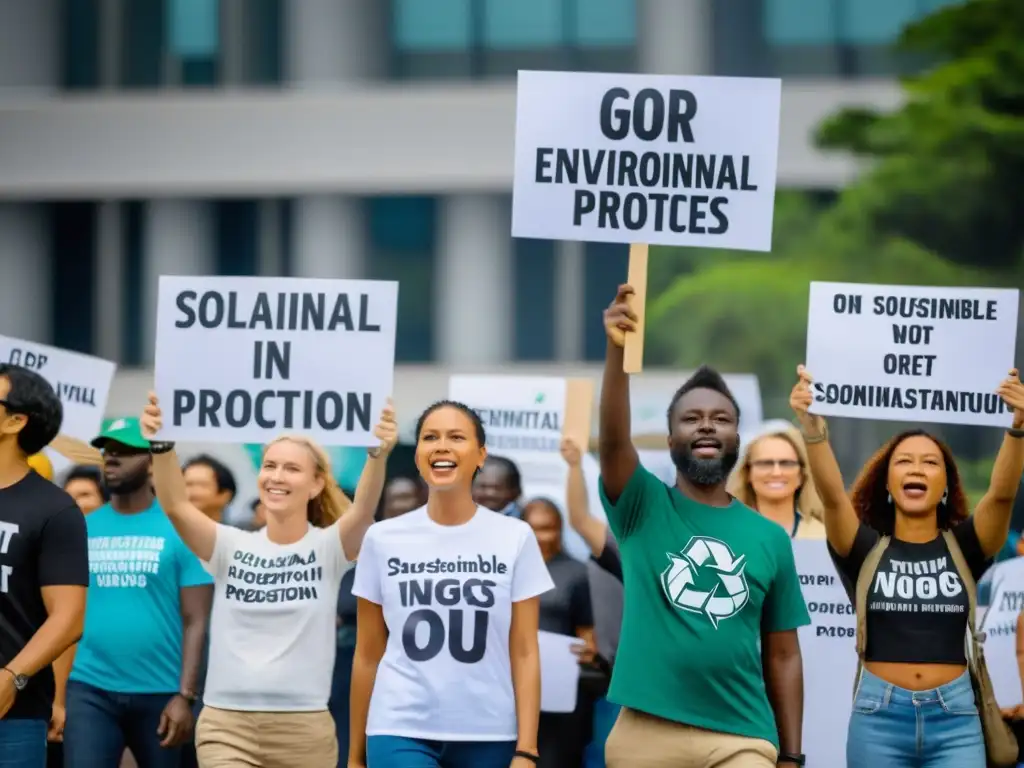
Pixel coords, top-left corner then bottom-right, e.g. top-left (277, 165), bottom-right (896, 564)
top-left (62, 419), bottom-right (213, 768)
top-left (0, 365), bottom-right (87, 768)
top-left (596, 285), bottom-right (810, 768)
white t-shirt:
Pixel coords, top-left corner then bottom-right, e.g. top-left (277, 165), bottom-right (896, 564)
top-left (352, 506), bottom-right (554, 741)
top-left (201, 522), bottom-right (351, 712)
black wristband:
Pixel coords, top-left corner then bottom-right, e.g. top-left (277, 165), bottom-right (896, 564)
top-left (514, 751), bottom-right (539, 764)
top-left (1008, 427), bottom-right (1024, 439)
top-left (149, 441), bottom-right (176, 455)
top-left (778, 753), bottom-right (806, 766)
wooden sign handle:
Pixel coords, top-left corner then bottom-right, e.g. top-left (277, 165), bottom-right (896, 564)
top-left (623, 243), bottom-right (649, 374)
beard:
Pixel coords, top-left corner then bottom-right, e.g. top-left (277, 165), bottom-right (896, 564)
top-left (105, 468), bottom-right (150, 495)
top-left (670, 441), bottom-right (740, 488)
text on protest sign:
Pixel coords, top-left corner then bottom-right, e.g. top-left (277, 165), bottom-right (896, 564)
top-left (154, 276), bottom-right (398, 446)
top-left (512, 70), bottom-right (781, 251)
top-left (448, 376), bottom-right (568, 453)
top-left (982, 558), bottom-right (1024, 707)
top-left (805, 282), bottom-right (1019, 427)
top-left (0, 335), bottom-right (115, 443)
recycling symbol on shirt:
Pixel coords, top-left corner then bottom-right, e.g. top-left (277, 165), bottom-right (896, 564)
top-left (660, 536), bottom-right (750, 629)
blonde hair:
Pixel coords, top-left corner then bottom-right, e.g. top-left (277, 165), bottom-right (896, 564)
top-left (727, 426), bottom-right (824, 524)
top-left (262, 436), bottom-right (351, 528)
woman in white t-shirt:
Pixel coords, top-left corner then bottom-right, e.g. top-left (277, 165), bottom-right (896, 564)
top-left (349, 400), bottom-right (554, 768)
top-left (140, 392), bottom-right (398, 768)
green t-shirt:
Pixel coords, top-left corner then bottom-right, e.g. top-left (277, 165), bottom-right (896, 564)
top-left (600, 463), bottom-right (810, 748)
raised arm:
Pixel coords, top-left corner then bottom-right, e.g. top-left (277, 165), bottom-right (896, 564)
top-left (790, 365), bottom-right (859, 556)
top-left (972, 369), bottom-right (1024, 557)
top-left (599, 284), bottom-right (640, 503)
top-left (349, 598), bottom-right (386, 768)
top-left (560, 437), bottom-right (607, 557)
top-left (142, 392), bottom-right (218, 562)
top-left (338, 401), bottom-right (399, 561)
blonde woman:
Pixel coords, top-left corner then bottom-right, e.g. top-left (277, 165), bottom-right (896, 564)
top-left (727, 425), bottom-right (826, 539)
top-left (140, 392), bottom-right (397, 768)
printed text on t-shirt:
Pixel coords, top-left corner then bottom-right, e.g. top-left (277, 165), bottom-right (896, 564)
top-left (225, 548), bottom-right (322, 604)
top-left (869, 554), bottom-right (965, 614)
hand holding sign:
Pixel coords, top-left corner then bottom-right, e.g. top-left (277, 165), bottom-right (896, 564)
top-left (790, 365), bottom-right (825, 438)
top-left (560, 437), bottom-right (582, 467)
top-left (604, 284), bottom-right (638, 349)
top-left (996, 369), bottom-right (1024, 428)
top-left (373, 399), bottom-right (399, 457)
top-left (141, 392), bottom-right (163, 439)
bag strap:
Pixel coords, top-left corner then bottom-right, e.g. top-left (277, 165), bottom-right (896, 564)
top-left (852, 535), bottom-right (891, 698)
top-left (940, 530), bottom-right (980, 662)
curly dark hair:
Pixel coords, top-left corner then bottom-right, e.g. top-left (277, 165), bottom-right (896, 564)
top-left (848, 429), bottom-right (969, 536)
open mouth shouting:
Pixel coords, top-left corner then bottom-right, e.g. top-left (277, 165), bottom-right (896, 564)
top-left (901, 480), bottom-right (928, 500)
top-left (690, 438), bottom-right (722, 459)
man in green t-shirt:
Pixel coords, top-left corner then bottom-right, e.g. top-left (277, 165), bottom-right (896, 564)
top-left (598, 285), bottom-right (810, 768)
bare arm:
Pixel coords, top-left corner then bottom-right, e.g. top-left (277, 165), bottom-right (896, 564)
top-left (561, 438), bottom-right (606, 557)
top-left (179, 585), bottom-right (213, 695)
top-left (972, 370), bottom-right (1024, 556)
top-left (791, 366), bottom-right (859, 556)
top-left (599, 285), bottom-right (640, 503)
top-left (509, 597), bottom-right (542, 759)
top-left (339, 402), bottom-right (398, 561)
top-left (51, 644), bottom-right (76, 710)
top-left (762, 629), bottom-right (804, 760)
top-left (6, 586), bottom-right (85, 680)
top-left (349, 598), bottom-right (387, 766)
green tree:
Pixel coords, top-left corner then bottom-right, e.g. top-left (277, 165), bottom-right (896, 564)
top-left (816, 0), bottom-right (1024, 272)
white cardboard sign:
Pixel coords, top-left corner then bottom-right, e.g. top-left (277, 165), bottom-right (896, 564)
top-left (448, 375), bottom-right (568, 454)
top-left (154, 276), bottom-right (398, 446)
top-left (512, 69), bottom-right (781, 251)
top-left (805, 282), bottom-right (1019, 426)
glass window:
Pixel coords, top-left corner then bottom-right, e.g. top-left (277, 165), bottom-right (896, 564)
top-left (62, 0), bottom-right (101, 90)
top-left (513, 238), bottom-right (556, 361)
top-left (582, 242), bottom-right (628, 361)
top-left (167, 0), bottom-right (218, 57)
top-left (573, 0), bottom-right (636, 45)
top-left (243, 0), bottom-right (283, 85)
top-left (121, 0), bottom-right (165, 88)
top-left (50, 203), bottom-right (97, 355)
top-left (764, 0), bottom-right (836, 45)
top-left (482, 0), bottom-right (563, 49)
top-left (366, 197), bottom-right (437, 362)
top-left (393, 0), bottom-right (471, 50)
top-left (839, 0), bottom-right (916, 45)
top-left (215, 200), bottom-right (259, 276)
top-left (122, 201), bottom-right (145, 366)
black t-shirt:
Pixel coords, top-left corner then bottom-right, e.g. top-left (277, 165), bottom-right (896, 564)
top-left (538, 552), bottom-right (593, 637)
top-left (828, 519), bottom-right (991, 664)
top-left (0, 471), bottom-right (89, 720)
top-left (591, 534), bottom-right (623, 584)
top-left (337, 567), bottom-right (358, 626)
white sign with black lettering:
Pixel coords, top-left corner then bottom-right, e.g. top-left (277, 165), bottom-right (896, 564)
top-left (805, 282), bottom-right (1019, 426)
top-left (512, 70), bottom-right (781, 251)
top-left (448, 375), bottom-right (568, 454)
top-left (982, 557), bottom-right (1024, 708)
top-left (0, 335), bottom-right (115, 470)
top-left (154, 276), bottom-right (398, 445)
top-left (792, 540), bottom-right (856, 768)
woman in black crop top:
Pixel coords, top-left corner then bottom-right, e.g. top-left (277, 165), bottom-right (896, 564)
top-left (790, 365), bottom-right (1024, 768)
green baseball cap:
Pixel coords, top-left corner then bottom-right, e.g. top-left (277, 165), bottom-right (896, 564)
top-left (91, 417), bottom-right (151, 451)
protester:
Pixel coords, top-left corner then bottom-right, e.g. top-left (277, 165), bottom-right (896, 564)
top-left (142, 392), bottom-right (396, 768)
top-left (182, 454), bottom-right (237, 525)
top-left (379, 475), bottom-right (427, 520)
top-left (597, 285), bottom-right (809, 768)
top-left (473, 455), bottom-right (523, 518)
top-left (791, 364), bottom-right (1024, 766)
top-left (522, 496), bottom-right (599, 768)
top-left (727, 425), bottom-right (826, 539)
top-left (349, 400), bottom-right (552, 768)
top-left (62, 465), bottom-right (107, 515)
top-left (0, 364), bottom-right (88, 768)
top-left (561, 438), bottom-right (622, 582)
top-left (62, 418), bottom-right (213, 768)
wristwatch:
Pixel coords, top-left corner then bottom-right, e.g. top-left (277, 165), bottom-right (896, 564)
top-left (778, 753), bottom-right (806, 766)
top-left (149, 441), bottom-right (176, 455)
top-left (2, 667), bottom-right (28, 691)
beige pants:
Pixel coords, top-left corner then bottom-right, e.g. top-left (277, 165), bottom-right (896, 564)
top-left (605, 708), bottom-right (778, 768)
top-left (195, 706), bottom-right (338, 768)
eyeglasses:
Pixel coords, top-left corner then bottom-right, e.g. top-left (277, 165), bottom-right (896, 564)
top-left (750, 459), bottom-right (801, 471)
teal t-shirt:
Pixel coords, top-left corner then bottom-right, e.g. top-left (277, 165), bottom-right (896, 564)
top-left (600, 463), bottom-right (810, 748)
top-left (71, 502), bottom-right (213, 694)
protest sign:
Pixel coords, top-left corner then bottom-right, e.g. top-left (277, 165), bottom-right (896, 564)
top-left (983, 557), bottom-right (1024, 708)
top-left (154, 276), bottom-right (398, 445)
top-left (792, 540), bottom-right (856, 767)
top-left (0, 335), bottom-right (115, 474)
top-left (805, 282), bottom-right (1019, 426)
top-left (512, 70), bottom-right (781, 251)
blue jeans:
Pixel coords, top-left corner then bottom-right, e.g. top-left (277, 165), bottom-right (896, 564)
top-left (848, 668), bottom-right (986, 768)
top-left (584, 697), bottom-right (621, 768)
top-left (64, 680), bottom-right (183, 768)
top-left (0, 718), bottom-right (47, 768)
top-left (366, 735), bottom-right (516, 768)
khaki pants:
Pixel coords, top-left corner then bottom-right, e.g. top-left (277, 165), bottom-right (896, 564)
top-left (605, 708), bottom-right (778, 768)
top-left (195, 706), bottom-right (338, 768)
